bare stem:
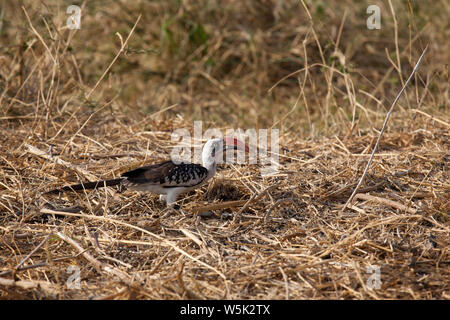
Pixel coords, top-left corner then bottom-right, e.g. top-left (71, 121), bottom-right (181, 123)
top-left (341, 45), bottom-right (428, 213)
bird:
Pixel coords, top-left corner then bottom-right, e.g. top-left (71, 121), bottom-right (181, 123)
top-left (47, 137), bottom-right (247, 208)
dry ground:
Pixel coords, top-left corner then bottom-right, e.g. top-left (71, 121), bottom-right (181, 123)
top-left (0, 0), bottom-right (449, 299)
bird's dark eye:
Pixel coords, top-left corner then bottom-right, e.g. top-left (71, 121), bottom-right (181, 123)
top-left (211, 147), bottom-right (216, 156)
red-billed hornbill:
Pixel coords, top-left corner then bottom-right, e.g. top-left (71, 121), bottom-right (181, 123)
top-left (48, 137), bottom-right (247, 208)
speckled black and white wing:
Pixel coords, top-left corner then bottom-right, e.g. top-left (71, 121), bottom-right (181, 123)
top-left (121, 160), bottom-right (209, 190)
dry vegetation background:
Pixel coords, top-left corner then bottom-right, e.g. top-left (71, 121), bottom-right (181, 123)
top-left (0, 0), bottom-right (449, 300)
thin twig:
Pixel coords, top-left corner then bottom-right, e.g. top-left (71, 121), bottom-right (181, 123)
top-left (0, 277), bottom-right (57, 294)
top-left (15, 234), bottom-right (52, 272)
top-left (55, 231), bottom-right (141, 286)
top-left (0, 255), bottom-right (82, 277)
top-left (411, 109), bottom-right (450, 127)
top-left (22, 6), bottom-right (56, 65)
top-left (192, 200), bottom-right (247, 214)
top-left (317, 214), bottom-right (423, 258)
top-left (232, 184), bottom-right (277, 225)
top-left (25, 143), bottom-right (99, 181)
top-left (341, 45), bottom-right (428, 213)
top-left (42, 209), bottom-right (227, 280)
top-left (85, 15), bottom-right (141, 101)
top-left (264, 198), bottom-right (295, 223)
top-left (353, 193), bottom-right (417, 214)
top-left (279, 266), bottom-right (290, 300)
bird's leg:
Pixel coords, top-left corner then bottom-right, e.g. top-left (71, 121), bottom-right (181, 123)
top-left (161, 188), bottom-right (185, 217)
top-left (165, 188), bottom-right (184, 207)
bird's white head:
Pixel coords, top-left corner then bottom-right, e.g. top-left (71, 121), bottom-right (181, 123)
top-left (202, 137), bottom-right (247, 172)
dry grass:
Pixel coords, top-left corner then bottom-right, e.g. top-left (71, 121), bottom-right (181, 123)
top-left (0, 0), bottom-right (449, 299)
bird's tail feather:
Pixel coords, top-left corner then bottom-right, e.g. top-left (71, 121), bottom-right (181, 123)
top-left (46, 178), bottom-right (124, 194)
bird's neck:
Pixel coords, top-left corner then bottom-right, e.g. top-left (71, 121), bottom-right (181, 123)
top-left (202, 148), bottom-right (217, 177)
top-left (202, 157), bottom-right (217, 176)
